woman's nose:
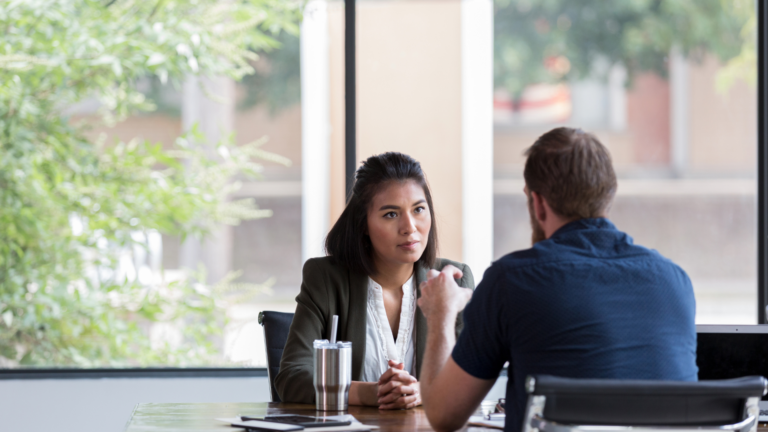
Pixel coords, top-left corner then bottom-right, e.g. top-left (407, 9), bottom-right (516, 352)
top-left (400, 213), bottom-right (416, 234)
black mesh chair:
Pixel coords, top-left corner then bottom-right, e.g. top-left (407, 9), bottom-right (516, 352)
top-left (522, 375), bottom-right (767, 432)
top-left (258, 311), bottom-right (294, 403)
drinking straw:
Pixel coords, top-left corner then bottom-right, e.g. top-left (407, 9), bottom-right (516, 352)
top-left (330, 315), bottom-right (339, 344)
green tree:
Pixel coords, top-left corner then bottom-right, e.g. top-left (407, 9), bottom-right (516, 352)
top-left (0, 0), bottom-right (301, 367)
top-left (239, 30), bottom-right (301, 114)
top-left (494, 0), bottom-right (752, 95)
top-left (146, 30), bottom-right (301, 116)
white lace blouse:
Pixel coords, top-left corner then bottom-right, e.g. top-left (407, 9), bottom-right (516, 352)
top-left (359, 275), bottom-right (417, 382)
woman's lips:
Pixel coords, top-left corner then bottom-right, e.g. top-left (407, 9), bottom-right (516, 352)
top-left (398, 241), bottom-right (419, 250)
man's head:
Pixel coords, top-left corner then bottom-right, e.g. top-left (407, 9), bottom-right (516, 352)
top-left (524, 127), bottom-right (617, 244)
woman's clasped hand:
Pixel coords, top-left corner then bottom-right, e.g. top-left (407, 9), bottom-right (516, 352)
top-left (376, 359), bottom-right (422, 409)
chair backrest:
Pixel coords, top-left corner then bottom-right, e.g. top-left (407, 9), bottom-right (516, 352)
top-left (522, 375), bottom-right (767, 432)
top-left (258, 311), bottom-right (294, 403)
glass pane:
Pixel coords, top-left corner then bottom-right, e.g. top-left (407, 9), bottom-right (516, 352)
top-left (353, 0), bottom-right (466, 261)
top-left (1, 2), bottom-right (307, 368)
top-left (493, 0), bottom-right (757, 324)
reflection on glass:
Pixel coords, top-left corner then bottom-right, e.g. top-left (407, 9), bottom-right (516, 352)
top-left (1, 2), bottom-right (303, 368)
top-left (493, 0), bottom-right (757, 324)
top-left (152, 30), bottom-right (306, 368)
top-left (5, 0), bottom-right (757, 370)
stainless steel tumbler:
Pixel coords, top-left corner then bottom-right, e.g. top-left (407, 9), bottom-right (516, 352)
top-left (313, 340), bottom-right (352, 411)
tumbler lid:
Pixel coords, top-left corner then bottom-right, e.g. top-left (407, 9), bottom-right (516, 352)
top-left (313, 339), bottom-right (352, 349)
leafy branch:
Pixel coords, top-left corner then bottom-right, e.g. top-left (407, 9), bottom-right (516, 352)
top-left (0, 0), bottom-right (302, 367)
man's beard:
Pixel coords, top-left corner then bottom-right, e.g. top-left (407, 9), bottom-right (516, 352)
top-left (528, 195), bottom-right (546, 245)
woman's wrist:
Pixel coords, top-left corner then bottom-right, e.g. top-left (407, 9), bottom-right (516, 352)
top-left (348, 381), bottom-right (379, 406)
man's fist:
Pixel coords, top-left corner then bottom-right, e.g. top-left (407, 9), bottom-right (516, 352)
top-left (418, 265), bottom-right (472, 321)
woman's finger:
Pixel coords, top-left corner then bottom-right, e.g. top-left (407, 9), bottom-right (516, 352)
top-left (378, 380), bottom-right (416, 397)
top-left (377, 385), bottom-right (416, 404)
top-left (404, 398), bottom-right (422, 409)
top-left (377, 368), bottom-right (398, 384)
top-left (379, 372), bottom-right (415, 389)
top-left (376, 380), bottom-right (403, 398)
top-left (376, 380), bottom-right (415, 396)
top-left (379, 394), bottom-right (419, 410)
top-left (378, 368), bottom-right (416, 386)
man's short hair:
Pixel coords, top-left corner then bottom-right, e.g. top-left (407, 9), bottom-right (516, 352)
top-left (524, 127), bottom-right (617, 219)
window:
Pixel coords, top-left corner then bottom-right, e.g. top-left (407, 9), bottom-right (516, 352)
top-left (492, 0), bottom-right (757, 324)
top-left (2, 0), bottom-right (763, 373)
top-left (1, 1), bottom-right (306, 369)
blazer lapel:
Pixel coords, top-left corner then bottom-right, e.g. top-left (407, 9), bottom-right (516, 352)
top-left (414, 264), bottom-right (428, 379)
top-left (346, 268), bottom-right (369, 381)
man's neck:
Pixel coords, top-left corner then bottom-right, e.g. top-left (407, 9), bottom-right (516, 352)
top-left (544, 215), bottom-right (606, 239)
top-left (543, 217), bottom-right (573, 239)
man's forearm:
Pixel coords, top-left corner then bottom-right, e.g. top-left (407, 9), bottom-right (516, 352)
top-left (421, 311), bottom-right (472, 432)
top-left (418, 267), bottom-right (487, 431)
top-left (420, 312), bottom-right (457, 391)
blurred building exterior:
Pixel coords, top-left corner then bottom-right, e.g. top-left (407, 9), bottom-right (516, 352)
top-left (77, 0), bottom-right (757, 365)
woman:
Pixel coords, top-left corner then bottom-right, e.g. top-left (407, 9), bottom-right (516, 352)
top-left (275, 152), bottom-right (474, 410)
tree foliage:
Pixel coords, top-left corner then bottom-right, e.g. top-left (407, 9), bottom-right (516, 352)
top-left (495, 0), bottom-right (753, 95)
top-left (147, 30), bottom-right (301, 117)
top-left (239, 30), bottom-right (301, 114)
top-left (0, 0), bottom-right (301, 367)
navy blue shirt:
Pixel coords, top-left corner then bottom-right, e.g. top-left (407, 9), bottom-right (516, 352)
top-left (452, 218), bottom-right (697, 432)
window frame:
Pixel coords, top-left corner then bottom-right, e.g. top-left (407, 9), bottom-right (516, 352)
top-left (0, 368), bottom-right (268, 380)
top-left (758, 0), bottom-right (767, 324)
top-left (345, 0), bottom-right (356, 198)
top-left (0, 0), bottom-right (360, 380)
top-left (4, 0), bottom-right (766, 378)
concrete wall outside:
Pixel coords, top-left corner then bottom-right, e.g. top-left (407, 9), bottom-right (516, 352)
top-left (688, 56), bottom-right (757, 174)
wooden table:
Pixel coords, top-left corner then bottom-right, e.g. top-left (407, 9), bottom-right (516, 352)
top-left (123, 402), bottom-right (488, 432)
top-left (123, 402), bottom-right (768, 432)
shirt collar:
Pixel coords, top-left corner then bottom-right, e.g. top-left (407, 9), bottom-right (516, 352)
top-left (368, 274), bottom-right (415, 294)
top-left (550, 217), bottom-right (616, 239)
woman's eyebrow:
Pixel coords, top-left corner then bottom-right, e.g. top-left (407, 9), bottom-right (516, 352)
top-left (379, 204), bottom-right (400, 211)
top-left (378, 199), bottom-right (425, 211)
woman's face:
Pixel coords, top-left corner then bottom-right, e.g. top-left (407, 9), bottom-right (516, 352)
top-left (366, 180), bottom-right (431, 272)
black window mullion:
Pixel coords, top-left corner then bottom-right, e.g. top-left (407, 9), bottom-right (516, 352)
top-left (344, 0), bottom-right (356, 200)
top-left (758, 0), bottom-right (767, 324)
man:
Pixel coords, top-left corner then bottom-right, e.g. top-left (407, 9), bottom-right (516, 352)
top-left (417, 127), bottom-right (697, 432)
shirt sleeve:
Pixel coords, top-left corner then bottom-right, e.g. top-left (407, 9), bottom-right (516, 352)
top-left (451, 264), bottom-right (508, 380)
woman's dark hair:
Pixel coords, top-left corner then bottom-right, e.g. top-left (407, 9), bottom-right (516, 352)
top-left (325, 152), bottom-right (438, 276)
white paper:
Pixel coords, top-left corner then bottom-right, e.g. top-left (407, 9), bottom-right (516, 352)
top-left (216, 415), bottom-right (379, 431)
top-left (468, 415), bottom-right (505, 430)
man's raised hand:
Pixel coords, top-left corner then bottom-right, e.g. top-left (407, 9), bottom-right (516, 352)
top-left (418, 265), bottom-right (472, 321)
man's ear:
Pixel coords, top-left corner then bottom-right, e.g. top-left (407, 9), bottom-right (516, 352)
top-left (530, 191), bottom-right (547, 223)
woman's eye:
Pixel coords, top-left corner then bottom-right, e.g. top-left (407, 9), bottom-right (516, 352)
top-left (384, 211), bottom-right (397, 218)
top-left (414, 206), bottom-right (426, 213)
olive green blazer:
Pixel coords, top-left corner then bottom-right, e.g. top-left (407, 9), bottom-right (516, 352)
top-left (275, 257), bottom-right (475, 404)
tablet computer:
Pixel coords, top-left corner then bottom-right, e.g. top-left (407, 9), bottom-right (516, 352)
top-left (231, 419), bottom-right (304, 431)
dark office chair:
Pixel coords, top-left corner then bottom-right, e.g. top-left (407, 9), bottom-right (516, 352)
top-left (522, 374), bottom-right (767, 432)
top-left (258, 311), bottom-right (294, 402)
